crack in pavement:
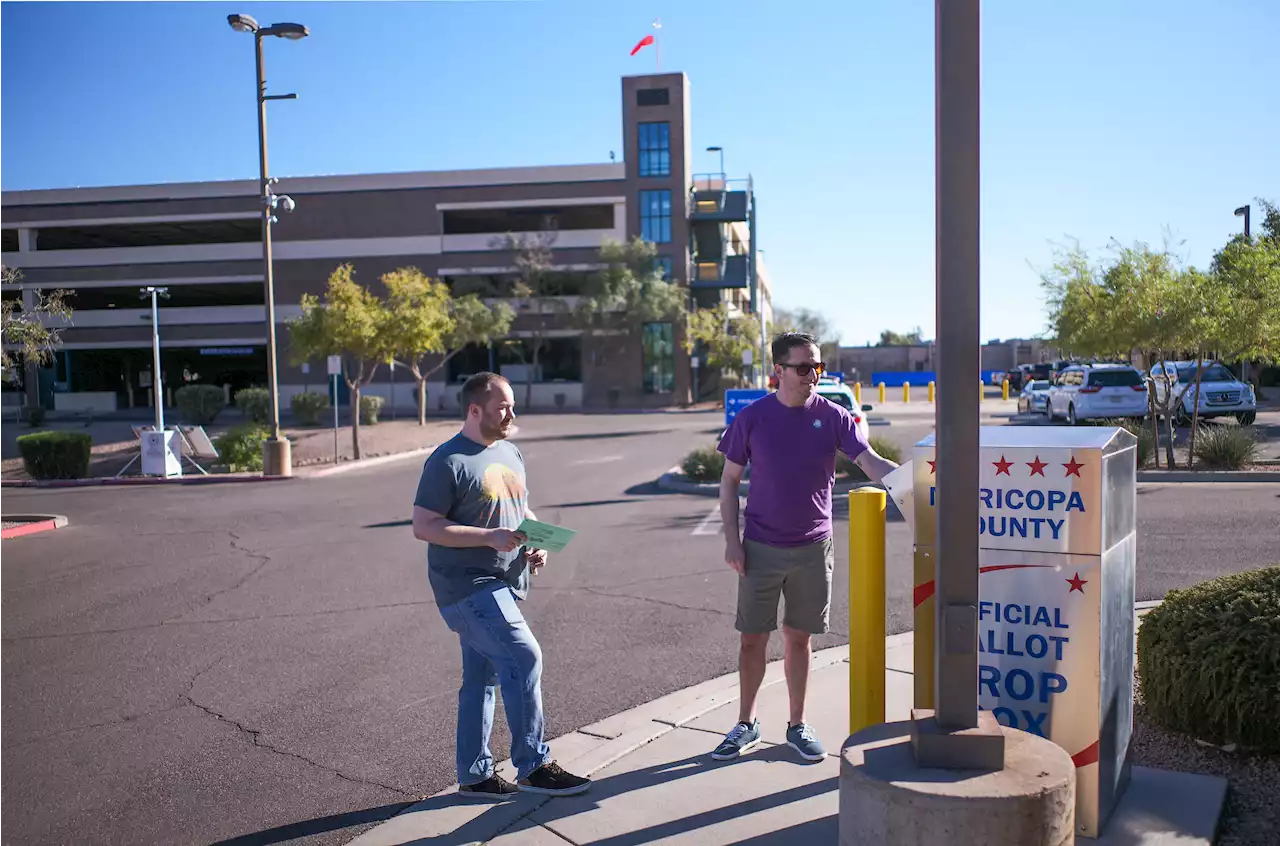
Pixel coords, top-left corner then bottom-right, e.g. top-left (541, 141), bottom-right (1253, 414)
top-left (163, 530), bottom-right (274, 623)
top-left (2, 600), bottom-right (438, 642)
top-left (181, 659), bottom-right (417, 799)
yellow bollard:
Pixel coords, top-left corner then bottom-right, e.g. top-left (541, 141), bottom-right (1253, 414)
top-left (927, 381), bottom-right (935, 403)
top-left (980, 379), bottom-right (985, 402)
top-left (854, 382), bottom-right (862, 405)
top-left (878, 382), bottom-right (886, 404)
top-left (903, 383), bottom-right (911, 403)
top-left (1002, 378), bottom-right (1010, 401)
top-left (849, 488), bottom-right (887, 735)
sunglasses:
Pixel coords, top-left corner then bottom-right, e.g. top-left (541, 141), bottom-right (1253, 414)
top-left (778, 362), bottom-right (825, 378)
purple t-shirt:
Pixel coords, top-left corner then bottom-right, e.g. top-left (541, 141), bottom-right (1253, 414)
top-left (717, 393), bottom-right (870, 548)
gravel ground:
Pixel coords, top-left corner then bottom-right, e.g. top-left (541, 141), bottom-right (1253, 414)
top-left (1130, 704), bottom-right (1280, 846)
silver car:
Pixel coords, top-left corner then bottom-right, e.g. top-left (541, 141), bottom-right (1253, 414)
top-left (1017, 380), bottom-right (1051, 415)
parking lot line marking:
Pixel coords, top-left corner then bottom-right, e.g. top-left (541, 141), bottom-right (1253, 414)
top-left (692, 504), bottom-right (722, 536)
top-left (572, 455), bottom-right (624, 465)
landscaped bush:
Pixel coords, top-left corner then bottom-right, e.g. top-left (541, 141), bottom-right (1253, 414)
top-left (1137, 566), bottom-right (1280, 753)
top-left (290, 391), bottom-right (330, 426)
top-left (682, 444), bottom-right (725, 483)
top-left (234, 388), bottom-right (272, 424)
top-left (214, 423), bottom-right (269, 473)
top-left (1191, 425), bottom-right (1260, 469)
top-left (16, 431), bottom-right (92, 479)
top-left (359, 394), bottom-right (385, 425)
top-left (176, 384), bottom-right (227, 425)
top-left (1101, 418), bottom-right (1155, 468)
top-left (838, 435), bottom-right (904, 480)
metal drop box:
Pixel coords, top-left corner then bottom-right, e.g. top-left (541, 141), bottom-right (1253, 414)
top-left (911, 426), bottom-right (1138, 838)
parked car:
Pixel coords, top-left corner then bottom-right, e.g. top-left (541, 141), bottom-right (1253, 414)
top-left (816, 380), bottom-right (859, 412)
top-left (1045, 364), bottom-right (1149, 425)
top-left (1017, 380), bottom-right (1052, 415)
top-left (1009, 363), bottom-right (1052, 392)
top-left (1149, 360), bottom-right (1256, 425)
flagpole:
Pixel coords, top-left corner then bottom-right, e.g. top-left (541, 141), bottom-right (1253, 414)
top-left (654, 19), bottom-right (662, 71)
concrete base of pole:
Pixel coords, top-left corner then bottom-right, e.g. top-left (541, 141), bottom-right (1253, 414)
top-left (840, 720), bottom-right (1076, 846)
top-left (262, 437), bottom-right (292, 477)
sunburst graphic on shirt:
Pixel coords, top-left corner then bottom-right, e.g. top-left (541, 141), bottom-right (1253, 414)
top-left (481, 463), bottom-right (526, 502)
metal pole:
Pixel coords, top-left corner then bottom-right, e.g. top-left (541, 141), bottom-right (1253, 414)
top-left (256, 33), bottom-right (289, 474)
top-left (749, 176), bottom-right (766, 388)
top-left (333, 373), bottom-right (339, 464)
top-left (151, 289), bottom-right (164, 433)
top-left (933, 0), bottom-right (982, 732)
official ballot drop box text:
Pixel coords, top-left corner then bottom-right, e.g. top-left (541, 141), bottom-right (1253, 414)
top-left (911, 426), bottom-right (1138, 838)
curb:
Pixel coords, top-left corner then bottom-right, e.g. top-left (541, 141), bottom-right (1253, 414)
top-left (304, 445), bottom-right (436, 478)
top-left (1, 514), bottom-right (68, 539)
top-left (0, 474), bottom-right (296, 489)
top-left (1135, 470), bottom-right (1280, 483)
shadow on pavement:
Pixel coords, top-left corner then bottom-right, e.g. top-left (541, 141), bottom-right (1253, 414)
top-left (513, 429), bottom-right (673, 444)
top-left (540, 498), bottom-right (635, 509)
top-left (364, 519), bottom-right (413, 529)
top-left (209, 801), bottom-right (417, 846)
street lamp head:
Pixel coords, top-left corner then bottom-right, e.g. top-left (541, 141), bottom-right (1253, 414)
top-left (227, 13), bottom-right (260, 34)
top-left (1234, 206), bottom-right (1249, 217)
top-left (261, 22), bottom-right (309, 39)
top-left (706, 146), bottom-right (722, 153)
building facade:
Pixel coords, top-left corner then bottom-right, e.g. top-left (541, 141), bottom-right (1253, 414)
top-left (1, 72), bottom-right (770, 414)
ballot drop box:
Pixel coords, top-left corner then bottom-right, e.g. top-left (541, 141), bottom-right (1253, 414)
top-left (911, 426), bottom-right (1138, 838)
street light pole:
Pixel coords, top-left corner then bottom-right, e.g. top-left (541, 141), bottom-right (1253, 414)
top-left (911, 0), bottom-right (1005, 770)
top-left (1235, 205), bottom-right (1251, 239)
top-left (229, 13), bottom-right (307, 477)
top-left (144, 286), bottom-right (170, 433)
top-left (254, 30), bottom-right (287, 474)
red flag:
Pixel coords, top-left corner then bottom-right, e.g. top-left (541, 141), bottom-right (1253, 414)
top-left (630, 34), bottom-right (654, 56)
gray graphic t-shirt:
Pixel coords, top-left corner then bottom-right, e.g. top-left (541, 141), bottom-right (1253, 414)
top-left (414, 433), bottom-right (530, 608)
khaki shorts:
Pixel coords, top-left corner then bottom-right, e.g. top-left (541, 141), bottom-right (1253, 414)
top-left (736, 537), bottom-right (835, 635)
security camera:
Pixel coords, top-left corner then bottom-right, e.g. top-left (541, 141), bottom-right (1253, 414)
top-left (277, 195), bottom-right (296, 213)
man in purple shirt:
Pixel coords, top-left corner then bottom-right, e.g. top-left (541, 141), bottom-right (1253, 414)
top-left (711, 333), bottom-right (898, 762)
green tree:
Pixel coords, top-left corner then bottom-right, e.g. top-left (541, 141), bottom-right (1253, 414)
top-left (770, 306), bottom-right (840, 367)
top-left (877, 327), bottom-right (925, 346)
top-left (488, 230), bottom-right (568, 407)
top-left (409, 294), bottom-right (515, 422)
top-left (381, 268), bottom-right (456, 426)
top-left (288, 264), bottom-right (396, 460)
top-left (687, 303), bottom-right (762, 396)
top-left (574, 237), bottom-right (686, 364)
top-left (1, 265), bottom-right (72, 373)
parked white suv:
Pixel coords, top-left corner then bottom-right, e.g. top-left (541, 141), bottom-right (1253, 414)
top-left (1150, 360), bottom-right (1257, 425)
top-left (1045, 364), bottom-right (1149, 425)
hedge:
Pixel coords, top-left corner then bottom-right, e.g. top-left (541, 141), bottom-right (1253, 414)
top-left (16, 431), bottom-right (93, 479)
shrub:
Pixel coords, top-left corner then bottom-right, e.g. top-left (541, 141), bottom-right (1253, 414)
top-left (234, 387), bottom-right (272, 424)
top-left (1137, 566), bottom-right (1280, 752)
top-left (359, 394), bottom-right (385, 425)
top-left (838, 435), bottom-right (903, 480)
top-left (214, 423), bottom-right (269, 473)
top-left (290, 391), bottom-right (330, 426)
top-left (1100, 418), bottom-right (1155, 468)
top-left (682, 444), bottom-right (725, 483)
top-left (176, 384), bottom-right (227, 425)
top-left (16, 431), bottom-right (92, 479)
top-left (25, 405), bottom-right (46, 427)
top-left (1191, 425), bottom-right (1260, 469)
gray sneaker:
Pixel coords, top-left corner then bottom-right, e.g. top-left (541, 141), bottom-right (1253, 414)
top-left (711, 719), bottom-right (762, 760)
top-left (786, 722), bottom-right (826, 762)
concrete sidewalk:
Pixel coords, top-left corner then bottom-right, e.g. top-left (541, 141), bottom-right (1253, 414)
top-left (347, 627), bottom-right (1226, 846)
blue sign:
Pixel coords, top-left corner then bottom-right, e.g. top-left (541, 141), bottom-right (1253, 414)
top-left (725, 388), bottom-right (768, 427)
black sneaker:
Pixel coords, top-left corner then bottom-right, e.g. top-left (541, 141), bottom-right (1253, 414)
top-left (458, 773), bottom-right (520, 800)
top-left (518, 761), bottom-right (591, 796)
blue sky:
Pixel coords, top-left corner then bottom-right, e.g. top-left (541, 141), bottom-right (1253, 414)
top-left (3, 1), bottom-right (1277, 346)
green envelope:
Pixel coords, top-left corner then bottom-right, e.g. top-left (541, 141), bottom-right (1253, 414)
top-left (517, 518), bottom-right (578, 553)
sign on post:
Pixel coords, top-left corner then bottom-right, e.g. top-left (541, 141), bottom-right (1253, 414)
top-left (911, 427), bottom-right (1138, 838)
top-left (327, 355), bottom-right (342, 376)
top-left (724, 388), bottom-right (768, 428)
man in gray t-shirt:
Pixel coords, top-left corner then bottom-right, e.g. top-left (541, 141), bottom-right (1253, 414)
top-left (412, 372), bottom-right (590, 800)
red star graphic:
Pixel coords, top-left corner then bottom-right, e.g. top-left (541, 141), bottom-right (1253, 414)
top-left (1027, 456), bottom-right (1047, 476)
top-left (927, 460), bottom-right (936, 475)
top-left (1066, 572), bottom-right (1088, 593)
top-left (1063, 457), bottom-right (1084, 478)
top-left (992, 455), bottom-right (1013, 476)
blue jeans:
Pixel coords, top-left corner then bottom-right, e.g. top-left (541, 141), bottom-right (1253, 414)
top-left (438, 582), bottom-right (551, 785)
